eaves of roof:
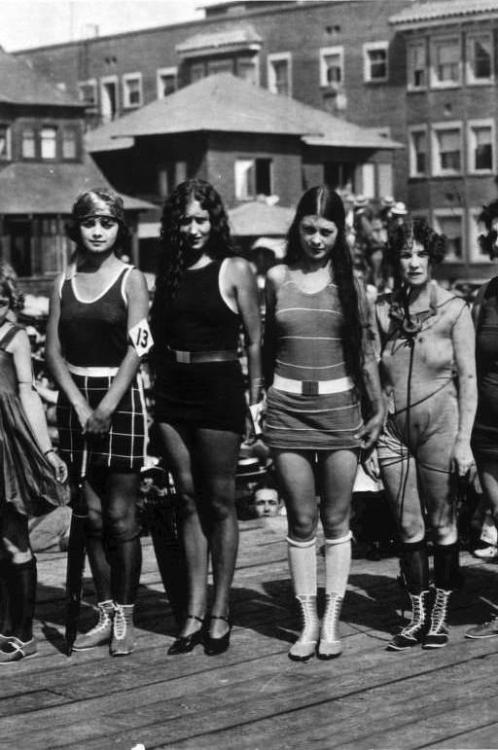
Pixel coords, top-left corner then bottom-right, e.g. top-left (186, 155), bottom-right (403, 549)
top-left (87, 73), bottom-right (402, 152)
top-left (0, 156), bottom-right (154, 214)
top-left (390, 0), bottom-right (498, 28)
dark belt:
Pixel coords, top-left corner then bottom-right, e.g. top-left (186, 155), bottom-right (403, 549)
top-left (167, 347), bottom-right (238, 364)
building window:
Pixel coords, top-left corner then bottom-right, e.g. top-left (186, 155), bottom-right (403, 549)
top-left (469, 208), bottom-right (493, 262)
top-left (433, 211), bottom-right (463, 261)
top-left (0, 125), bottom-right (11, 160)
top-left (190, 62), bottom-right (206, 83)
top-left (363, 42), bottom-right (388, 82)
top-left (100, 76), bottom-right (119, 122)
top-left (467, 33), bottom-right (493, 84)
top-left (207, 59), bottom-right (234, 76)
top-left (78, 79), bottom-right (97, 107)
top-left (62, 128), bottom-right (78, 160)
top-left (237, 57), bottom-right (259, 85)
top-left (235, 158), bottom-right (272, 200)
top-left (156, 67), bottom-right (177, 99)
top-left (267, 53), bottom-right (291, 96)
top-left (431, 37), bottom-right (461, 87)
top-left (123, 73), bottom-right (142, 108)
top-left (320, 46), bottom-right (344, 87)
top-left (432, 124), bottom-right (462, 175)
top-left (409, 127), bottom-right (428, 176)
top-left (21, 128), bottom-right (36, 159)
top-left (468, 120), bottom-right (494, 173)
top-left (40, 127), bottom-right (57, 160)
top-left (407, 41), bottom-right (426, 89)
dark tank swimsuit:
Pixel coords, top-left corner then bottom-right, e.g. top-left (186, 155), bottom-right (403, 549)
top-left (153, 259), bottom-right (246, 434)
top-left (472, 276), bottom-right (498, 458)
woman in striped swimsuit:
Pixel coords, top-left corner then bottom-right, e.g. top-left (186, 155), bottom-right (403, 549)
top-left (46, 189), bottom-right (151, 657)
top-left (263, 186), bottom-right (384, 661)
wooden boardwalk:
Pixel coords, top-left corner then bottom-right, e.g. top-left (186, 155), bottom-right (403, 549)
top-left (2, 517), bottom-right (498, 750)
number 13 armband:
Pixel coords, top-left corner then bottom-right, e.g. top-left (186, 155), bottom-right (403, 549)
top-left (128, 319), bottom-right (154, 358)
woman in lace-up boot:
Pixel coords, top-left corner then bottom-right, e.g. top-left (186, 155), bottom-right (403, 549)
top-left (263, 186), bottom-right (384, 662)
top-left (375, 217), bottom-right (476, 652)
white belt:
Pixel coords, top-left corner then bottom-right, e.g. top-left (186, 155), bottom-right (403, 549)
top-left (68, 364), bottom-right (119, 377)
top-left (273, 374), bottom-right (354, 396)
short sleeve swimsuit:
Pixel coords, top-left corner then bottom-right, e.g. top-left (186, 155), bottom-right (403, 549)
top-left (472, 276), bottom-right (498, 458)
top-left (153, 259), bottom-right (246, 434)
top-left (0, 324), bottom-right (68, 516)
top-left (56, 264), bottom-right (148, 471)
top-left (263, 268), bottom-right (363, 450)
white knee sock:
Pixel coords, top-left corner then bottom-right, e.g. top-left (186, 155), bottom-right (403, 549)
top-left (324, 532), bottom-right (352, 598)
top-left (287, 537), bottom-right (317, 597)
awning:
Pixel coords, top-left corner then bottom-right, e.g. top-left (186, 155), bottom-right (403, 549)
top-left (176, 26), bottom-right (262, 58)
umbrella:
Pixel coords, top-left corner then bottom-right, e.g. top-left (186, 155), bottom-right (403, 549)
top-left (64, 446), bottom-right (88, 656)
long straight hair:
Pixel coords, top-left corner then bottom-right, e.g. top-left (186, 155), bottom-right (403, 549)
top-left (285, 185), bottom-right (365, 387)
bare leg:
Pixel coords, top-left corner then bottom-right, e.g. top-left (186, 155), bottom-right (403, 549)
top-left (272, 450), bottom-right (318, 541)
top-left (158, 422), bottom-right (208, 637)
top-left (195, 428), bottom-right (240, 639)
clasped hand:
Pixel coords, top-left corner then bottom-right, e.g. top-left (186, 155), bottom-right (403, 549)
top-left (75, 400), bottom-right (112, 436)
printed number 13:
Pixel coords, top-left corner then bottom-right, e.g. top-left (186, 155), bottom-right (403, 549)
top-left (135, 327), bottom-right (149, 348)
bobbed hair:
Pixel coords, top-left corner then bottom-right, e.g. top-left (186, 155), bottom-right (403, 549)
top-left (0, 261), bottom-right (24, 313)
top-left (65, 188), bottom-right (130, 256)
top-left (477, 200), bottom-right (498, 258)
top-left (387, 217), bottom-right (447, 284)
top-left (154, 179), bottom-right (233, 301)
top-left (285, 185), bottom-right (365, 389)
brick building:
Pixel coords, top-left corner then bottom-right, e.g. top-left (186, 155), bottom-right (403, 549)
top-left (0, 46), bottom-right (152, 286)
top-left (14, 0), bottom-right (498, 278)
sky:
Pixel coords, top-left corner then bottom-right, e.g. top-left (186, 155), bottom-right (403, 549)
top-left (0, 0), bottom-right (204, 51)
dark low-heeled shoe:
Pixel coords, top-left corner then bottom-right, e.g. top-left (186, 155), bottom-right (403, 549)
top-left (167, 614), bottom-right (205, 655)
top-left (204, 615), bottom-right (231, 656)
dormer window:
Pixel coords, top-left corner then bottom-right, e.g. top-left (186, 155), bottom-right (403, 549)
top-left (40, 127), bottom-right (57, 160)
top-left (21, 128), bottom-right (36, 159)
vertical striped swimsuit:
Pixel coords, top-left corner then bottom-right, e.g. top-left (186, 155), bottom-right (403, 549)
top-left (263, 269), bottom-right (363, 450)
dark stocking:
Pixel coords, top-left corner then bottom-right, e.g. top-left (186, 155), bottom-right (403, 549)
top-left (105, 472), bottom-right (142, 604)
top-left (6, 559), bottom-right (37, 642)
top-left (433, 542), bottom-right (461, 590)
top-left (0, 560), bottom-right (11, 636)
top-left (400, 539), bottom-right (429, 594)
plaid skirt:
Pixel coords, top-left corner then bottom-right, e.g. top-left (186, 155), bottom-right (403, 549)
top-left (57, 368), bottom-right (148, 472)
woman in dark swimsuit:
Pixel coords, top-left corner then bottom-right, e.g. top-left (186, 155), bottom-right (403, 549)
top-left (151, 179), bottom-right (262, 656)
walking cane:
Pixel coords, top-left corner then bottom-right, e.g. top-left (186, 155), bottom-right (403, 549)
top-left (64, 444), bottom-right (88, 656)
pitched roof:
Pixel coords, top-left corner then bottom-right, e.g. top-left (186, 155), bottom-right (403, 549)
top-left (176, 26), bottom-right (262, 56)
top-left (87, 73), bottom-right (402, 152)
top-left (0, 155), bottom-right (154, 214)
top-left (228, 201), bottom-right (295, 236)
top-left (0, 47), bottom-right (81, 107)
top-left (390, 0), bottom-right (498, 27)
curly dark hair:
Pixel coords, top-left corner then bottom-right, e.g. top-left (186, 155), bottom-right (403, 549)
top-left (477, 200), bottom-right (498, 258)
top-left (284, 185), bottom-right (365, 388)
top-left (387, 217), bottom-right (447, 286)
top-left (153, 179), bottom-right (233, 303)
top-left (65, 188), bottom-right (131, 262)
top-left (0, 262), bottom-right (24, 313)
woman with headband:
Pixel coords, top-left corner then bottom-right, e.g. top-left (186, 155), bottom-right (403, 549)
top-left (376, 217), bottom-right (476, 651)
top-left (46, 188), bottom-right (151, 657)
top-left (263, 185), bottom-right (384, 661)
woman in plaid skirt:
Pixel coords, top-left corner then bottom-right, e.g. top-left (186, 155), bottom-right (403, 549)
top-left (46, 188), bottom-right (151, 657)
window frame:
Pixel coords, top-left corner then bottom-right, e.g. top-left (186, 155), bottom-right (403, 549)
top-left (467, 118), bottom-right (495, 174)
top-left (432, 208), bottom-right (464, 262)
top-left (363, 41), bottom-right (389, 83)
top-left (469, 206), bottom-right (494, 263)
top-left (267, 52), bottom-right (292, 96)
top-left (122, 72), bottom-right (143, 109)
top-left (234, 157), bottom-right (273, 201)
top-left (61, 126), bottom-right (79, 161)
top-left (0, 124), bottom-right (11, 161)
top-left (40, 125), bottom-right (58, 161)
top-left (407, 39), bottom-right (427, 91)
top-left (77, 78), bottom-right (98, 108)
top-left (319, 45), bottom-right (344, 88)
top-left (431, 121), bottom-right (463, 176)
top-left (430, 36), bottom-right (462, 89)
top-left (21, 127), bottom-right (37, 160)
top-left (156, 66), bottom-right (178, 99)
top-left (100, 74), bottom-right (119, 122)
top-left (466, 31), bottom-right (494, 85)
top-left (408, 125), bottom-right (429, 177)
